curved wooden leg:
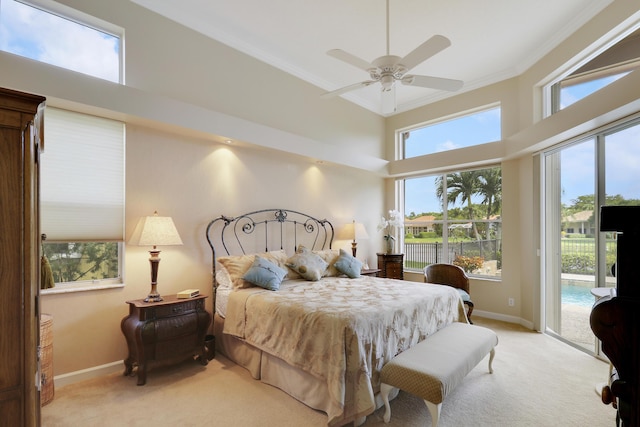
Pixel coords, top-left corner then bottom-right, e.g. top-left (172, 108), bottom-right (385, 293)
top-left (424, 400), bottom-right (442, 427)
top-left (380, 383), bottom-right (394, 423)
top-left (137, 363), bottom-right (147, 386)
top-left (465, 301), bottom-right (474, 324)
top-left (488, 348), bottom-right (496, 374)
top-left (123, 358), bottom-right (133, 376)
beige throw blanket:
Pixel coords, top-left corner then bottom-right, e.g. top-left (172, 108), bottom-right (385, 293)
top-left (224, 276), bottom-right (465, 426)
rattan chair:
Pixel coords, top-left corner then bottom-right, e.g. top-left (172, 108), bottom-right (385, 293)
top-left (424, 264), bottom-right (474, 323)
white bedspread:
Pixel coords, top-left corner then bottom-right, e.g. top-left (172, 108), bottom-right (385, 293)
top-left (223, 276), bottom-right (466, 426)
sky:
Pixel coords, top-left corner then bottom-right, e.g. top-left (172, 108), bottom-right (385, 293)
top-left (559, 121), bottom-right (640, 206)
top-left (0, 0), bottom-right (119, 82)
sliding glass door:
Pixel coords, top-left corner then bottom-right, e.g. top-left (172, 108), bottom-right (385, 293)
top-left (543, 117), bottom-right (640, 353)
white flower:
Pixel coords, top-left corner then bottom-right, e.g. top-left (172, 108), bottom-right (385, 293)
top-left (377, 210), bottom-right (404, 236)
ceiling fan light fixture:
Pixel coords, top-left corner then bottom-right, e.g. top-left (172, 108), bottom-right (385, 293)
top-left (380, 74), bottom-right (394, 91)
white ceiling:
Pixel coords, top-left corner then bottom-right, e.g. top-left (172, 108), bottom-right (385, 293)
top-left (131, 0), bottom-right (613, 116)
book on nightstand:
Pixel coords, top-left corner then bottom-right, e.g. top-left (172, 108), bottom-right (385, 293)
top-left (177, 289), bottom-right (200, 298)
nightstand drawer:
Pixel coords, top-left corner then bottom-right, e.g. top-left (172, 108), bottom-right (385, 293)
top-left (155, 313), bottom-right (198, 340)
top-left (150, 299), bottom-right (200, 319)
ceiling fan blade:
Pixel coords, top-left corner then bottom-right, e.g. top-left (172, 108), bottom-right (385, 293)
top-left (321, 80), bottom-right (377, 98)
top-left (401, 74), bottom-right (463, 92)
top-left (327, 49), bottom-right (374, 72)
top-left (399, 35), bottom-right (451, 71)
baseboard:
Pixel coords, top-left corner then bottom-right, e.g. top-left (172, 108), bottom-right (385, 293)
top-left (473, 310), bottom-right (535, 331)
top-left (53, 360), bottom-right (123, 388)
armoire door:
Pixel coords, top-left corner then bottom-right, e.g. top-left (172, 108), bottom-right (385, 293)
top-left (0, 87), bottom-right (46, 427)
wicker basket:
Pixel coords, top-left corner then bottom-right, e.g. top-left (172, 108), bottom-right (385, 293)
top-left (40, 314), bottom-right (54, 406)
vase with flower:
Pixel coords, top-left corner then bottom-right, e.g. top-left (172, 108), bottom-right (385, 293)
top-left (377, 209), bottom-right (404, 254)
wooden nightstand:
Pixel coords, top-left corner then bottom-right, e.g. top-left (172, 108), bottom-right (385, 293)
top-left (121, 294), bottom-right (211, 385)
top-left (377, 253), bottom-right (404, 280)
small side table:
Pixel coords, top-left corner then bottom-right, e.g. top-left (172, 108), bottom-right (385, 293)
top-left (121, 295), bottom-right (211, 385)
top-left (377, 253), bottom-right (404, 280)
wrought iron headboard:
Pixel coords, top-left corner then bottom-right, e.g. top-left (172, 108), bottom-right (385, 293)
top-left (205, 208), bottom-right (334, 311)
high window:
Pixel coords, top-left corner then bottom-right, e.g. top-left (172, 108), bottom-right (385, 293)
top-left (40, 108), bottom-right (125, 290)
top-left (403, 166), bottom-right (502, 278)
top-left (401, 106), bottom-right (501, 159)
top-left (546, 28), bottom-right (640, 116)
top-left (0, 0), bottom-right (122, 83)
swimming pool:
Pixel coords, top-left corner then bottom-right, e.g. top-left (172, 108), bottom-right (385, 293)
top-left (561, 284), bottom-right (610, 307)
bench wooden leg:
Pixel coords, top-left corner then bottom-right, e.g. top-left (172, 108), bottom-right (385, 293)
top-left (488, 348), bottom-right (496, 374)
top-left (380, 383), bottom-right (394, 423)
top-left (424, 400), bottom-right (442, 427)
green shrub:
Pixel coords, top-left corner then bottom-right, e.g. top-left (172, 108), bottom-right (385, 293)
top-left (560, 252), bottom-right (617, 275)
top-left (561, 254), bottom-right (595, 275)
top-left (418, 231), bottom-right (437, 239)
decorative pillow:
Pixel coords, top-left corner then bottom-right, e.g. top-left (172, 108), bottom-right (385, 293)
top-left (242, 256), bottom-right (287, 291)
top-left (217, 250), bottom-right (289, 289)
top-left (314, 249), bottom-right (340, 277)
top-left (333, 249), bottom-right (363, 278)
top-left (286, 245), bottom-right (328, 281)
top-left (215, 261), bottom-right (233, 289)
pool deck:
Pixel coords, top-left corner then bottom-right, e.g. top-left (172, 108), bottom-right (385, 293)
top-left (560, 304), bottom-right (597, 350)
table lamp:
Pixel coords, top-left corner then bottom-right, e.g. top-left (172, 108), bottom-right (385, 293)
top-left (129, 211), bottom-right (183, 302)
top-left (343, 220), bottom-right (369, 257)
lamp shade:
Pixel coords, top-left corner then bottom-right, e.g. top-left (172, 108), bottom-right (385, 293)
top-left (341, 221), bottom-right (369, 241)
top-left (129, 212), bottom-right (183, 247)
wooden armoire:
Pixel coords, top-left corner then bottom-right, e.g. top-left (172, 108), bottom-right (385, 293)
top-left (0, 87), bottom-right (46, 426)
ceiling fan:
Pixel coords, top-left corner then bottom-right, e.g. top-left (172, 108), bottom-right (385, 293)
top-left (321, 0), bottom-right (463, 113)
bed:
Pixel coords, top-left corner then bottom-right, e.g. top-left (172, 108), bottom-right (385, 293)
top-left (206, 209), bottom-right (466, 426)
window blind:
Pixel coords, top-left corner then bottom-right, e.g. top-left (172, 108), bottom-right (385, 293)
top-left (40, 108), bottom-right (124, 242)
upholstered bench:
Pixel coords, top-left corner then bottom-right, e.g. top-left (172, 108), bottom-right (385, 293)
top-left (379, 322), bottom-right (498, 426)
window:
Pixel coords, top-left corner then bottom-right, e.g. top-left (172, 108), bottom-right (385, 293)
top-left (553, 71), bottom-right (630, 111)
top-left (401, 106), bottom-right (501, 159)
top-left (41, 108), bottom-right (125, 289)
top-left (403, 166), bottom-right (502, 278)
top-left (547, 28), bottom-right (640, 115)
top-left (0, 0), bottom-right (122, 83)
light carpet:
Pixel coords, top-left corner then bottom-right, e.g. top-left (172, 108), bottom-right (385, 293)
top-left (42, 318), bottom-right (616, 426)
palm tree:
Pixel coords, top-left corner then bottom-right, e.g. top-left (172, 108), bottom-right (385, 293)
top-left (478, 167), bottom-right (502, 220)
top-left (436, 171), bottom-right (482, 239)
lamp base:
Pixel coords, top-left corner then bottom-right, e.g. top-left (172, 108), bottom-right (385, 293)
top-left (145, 250), bottom-right (163, 302)
top-left (144, 293), bottom-right (163, 303)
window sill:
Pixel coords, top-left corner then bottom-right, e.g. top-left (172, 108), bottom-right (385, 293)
top-left (41, 282), bottom-right (124, 295)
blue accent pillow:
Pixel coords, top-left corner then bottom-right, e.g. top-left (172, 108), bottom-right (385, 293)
top-left (333, 249), bottom-right (362, 278)
top-left (243, 255), bottom-right (287, 291)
